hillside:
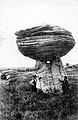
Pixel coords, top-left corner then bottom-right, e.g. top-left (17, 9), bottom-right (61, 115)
top-left (0, 66), bottom-right (78, 120)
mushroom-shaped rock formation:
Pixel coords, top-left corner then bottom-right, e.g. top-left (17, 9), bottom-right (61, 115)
top-left (15, 24), bottom-right (75, 93)
top-left (15, 25), bottom-right (75, 61)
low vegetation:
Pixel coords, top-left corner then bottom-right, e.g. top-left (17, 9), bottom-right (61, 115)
top-left (0, 67), bottom-right (78, 120)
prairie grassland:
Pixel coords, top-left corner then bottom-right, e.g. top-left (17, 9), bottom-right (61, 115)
top-left (0, 67), bottom-right (78, 120)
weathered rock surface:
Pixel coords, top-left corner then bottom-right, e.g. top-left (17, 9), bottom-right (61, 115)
top-left (15, 25), bottom-right (75, 61)
top-left (36, 62), bottom-right (54, 93)
top-left (15, 24), bottom-right (75, 93)
top-left (35, 57), bottom-right (67, 93)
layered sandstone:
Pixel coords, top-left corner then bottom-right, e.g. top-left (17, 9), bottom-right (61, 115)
top-left (15, 25), bottom-right (75, 62)
top-left (15, 24), bottom-right (75, 93)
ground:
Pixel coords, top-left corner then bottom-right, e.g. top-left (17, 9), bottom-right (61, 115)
top-left (0, 66), bottom-right (78, 120)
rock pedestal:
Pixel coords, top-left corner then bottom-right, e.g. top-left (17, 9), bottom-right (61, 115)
top-left (35, 56), bottom-right (67, 93)
top-left (15, 24), bottom-right (75, 93)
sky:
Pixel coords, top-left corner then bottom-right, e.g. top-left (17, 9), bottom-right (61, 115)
top-left (0, 0), bottom-right (78, 68)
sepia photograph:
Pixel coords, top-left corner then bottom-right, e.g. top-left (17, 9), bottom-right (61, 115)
top-left (0, 0), bottom-right (78, 119)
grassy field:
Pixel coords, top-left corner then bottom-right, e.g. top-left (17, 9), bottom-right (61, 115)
top-left (0, 66), bottom-right (78, 120)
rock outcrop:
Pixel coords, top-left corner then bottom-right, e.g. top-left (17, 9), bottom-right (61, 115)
top-left (15, 24), bottom-right (75, 93)
top-left (15, 25), bottom-right (75, 62)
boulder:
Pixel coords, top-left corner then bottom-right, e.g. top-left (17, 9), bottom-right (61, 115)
top-left (15, 24), bottom-right (75, 93)
top-left (15, 25), bottom-right (75, 62)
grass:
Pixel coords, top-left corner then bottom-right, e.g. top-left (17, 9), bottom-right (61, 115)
top-left (0, 72), bottom-right (78, 120)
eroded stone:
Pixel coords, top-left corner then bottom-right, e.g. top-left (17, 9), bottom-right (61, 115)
top-left (35, 56), bottom-right (67, 93)
top-left (15, 24), bottom-right (75, 93)
top-left (15, 25), bottom-right (75, 62)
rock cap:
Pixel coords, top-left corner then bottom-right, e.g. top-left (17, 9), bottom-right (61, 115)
top-left (15, 24), bottom-right (75, 61)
